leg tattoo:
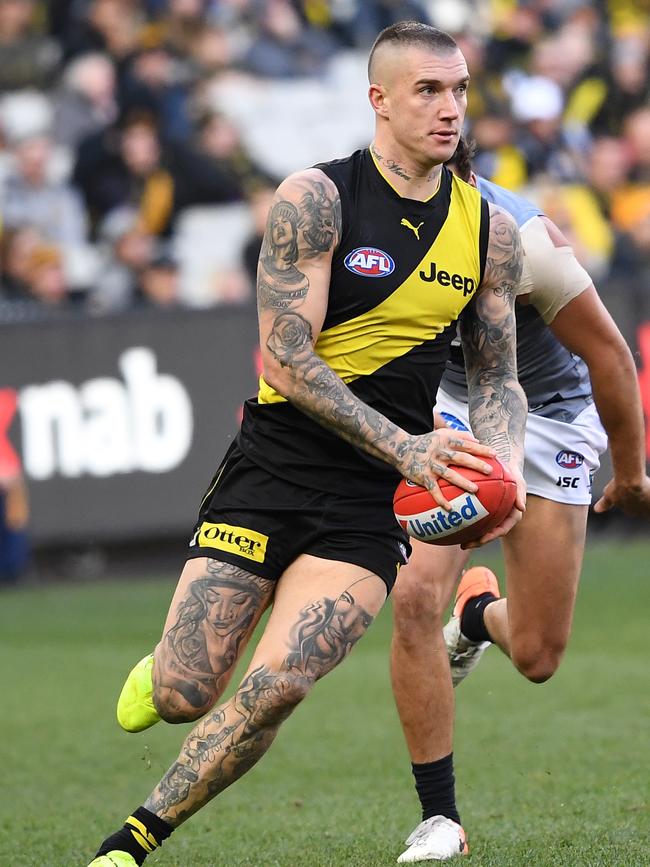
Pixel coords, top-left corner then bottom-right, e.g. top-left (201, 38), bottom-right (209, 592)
top-left (156, 561), bottom-right (274, 711)
top-left (146, 580), bottom-right (377, 825)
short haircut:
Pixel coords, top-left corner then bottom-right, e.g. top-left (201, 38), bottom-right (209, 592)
top-left (368, 21), bottom-right (458, 81)
top-left (446, 135), bottom-right (477, 182)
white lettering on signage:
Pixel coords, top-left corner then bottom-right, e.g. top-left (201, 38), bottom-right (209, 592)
top-left (19, 347), bottom-right (193, 480)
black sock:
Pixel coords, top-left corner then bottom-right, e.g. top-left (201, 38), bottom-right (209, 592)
top-left (460, 591), bottom-right (497, 643)
top-left (412, 753), bottom-right (460, 825)
top-left (96, 807), bottom-right (173, 865)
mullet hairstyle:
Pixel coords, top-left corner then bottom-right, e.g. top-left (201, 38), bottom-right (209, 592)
top-left (368, 21), bottom-right (458, 81)
top-left (445, 135), bottom-right (477, 183)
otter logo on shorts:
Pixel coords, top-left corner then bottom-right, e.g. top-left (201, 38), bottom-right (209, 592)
top-left (193, 522), bottom-right (268, 563)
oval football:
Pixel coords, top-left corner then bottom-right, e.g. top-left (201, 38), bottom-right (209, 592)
top-left (393, 456), bottom-right (517, 546)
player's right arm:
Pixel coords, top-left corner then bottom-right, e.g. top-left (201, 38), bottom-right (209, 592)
top-left (257, 169), bottom-right (495, 508)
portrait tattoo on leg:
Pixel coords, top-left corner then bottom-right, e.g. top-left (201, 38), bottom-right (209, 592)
top-left (158, 562), bottom-right (273, 710)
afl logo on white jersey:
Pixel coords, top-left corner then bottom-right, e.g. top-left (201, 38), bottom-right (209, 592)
top-left (556, 450), bottom-right (584, 469)
top-left (344, 247), bottom-right (395, 278)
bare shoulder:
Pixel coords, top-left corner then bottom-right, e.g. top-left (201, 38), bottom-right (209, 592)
top-left (278, 168), bottom-right (339, 200)
top-left (482, 202), bottom-right (523, 298)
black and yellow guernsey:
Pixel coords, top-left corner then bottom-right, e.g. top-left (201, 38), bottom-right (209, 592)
top-left (238, 148), bottom-right (489, 499)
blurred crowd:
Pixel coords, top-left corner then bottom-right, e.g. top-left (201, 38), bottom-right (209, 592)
top-left (0, 0), bottom-right (648, 322)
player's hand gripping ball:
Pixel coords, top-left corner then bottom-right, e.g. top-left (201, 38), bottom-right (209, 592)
top-left (393, 456), bottom-right (517, 546)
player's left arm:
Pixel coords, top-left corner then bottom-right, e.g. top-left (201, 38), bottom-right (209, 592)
top-left (460, 203), bottom-right (528, 544)
top-left (549, 282), bottom-right (650, 517)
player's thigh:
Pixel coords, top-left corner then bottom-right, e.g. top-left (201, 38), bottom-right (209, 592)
top-left (393, 538), bottom-right (469, 626)
top-left (245, 554), bottom-right (387, 686)
top-left (502, 495), bottom-right (588, 649)
top-left (156, 556), bottom-right (275, 701)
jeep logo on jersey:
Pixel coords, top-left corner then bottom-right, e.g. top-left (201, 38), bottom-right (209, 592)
top-left (556, 450), bottom-right (584, 469)
top-left (398, 493), bottom-right (489, 541)
top-left (420, 262), bottom-right (475, 296)
top-left (344, 247), bottom-right (395, 277)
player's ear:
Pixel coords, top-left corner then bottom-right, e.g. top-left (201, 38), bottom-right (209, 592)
top-left (368, 84), bottom-right (389, 118)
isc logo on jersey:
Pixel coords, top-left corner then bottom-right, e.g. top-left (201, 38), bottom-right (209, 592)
top-left (344, 247), bottom-right (395, 278)
top-left (399, 492), bottom-right (489, 541)
top-left (556, 450), bottom-right (584, 469)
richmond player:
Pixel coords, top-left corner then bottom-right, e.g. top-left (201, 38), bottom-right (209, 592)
top-left (87, 24), bottom-right (527, 867)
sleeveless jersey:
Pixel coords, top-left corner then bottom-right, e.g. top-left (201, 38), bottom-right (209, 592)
top-left (238, 149), bottom-right (489, 497)
top-left (441, 175), bottom-right (593, 421)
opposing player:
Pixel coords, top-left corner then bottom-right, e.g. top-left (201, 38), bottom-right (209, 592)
top-left (87, 24), bottom-right (528, 866)
top-left (392, 136), bottom-right (650, 863)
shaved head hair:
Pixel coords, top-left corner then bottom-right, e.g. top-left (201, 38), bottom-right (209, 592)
top-left (368, 21), bottom-right (458, 82)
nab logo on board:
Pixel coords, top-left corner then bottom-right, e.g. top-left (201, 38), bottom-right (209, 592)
top-left (344, 247), bottom-right (395, 278)
top-left (556, 450), bottom-right (584, 469)
top-left (3, 347), bottom-right (194, 481)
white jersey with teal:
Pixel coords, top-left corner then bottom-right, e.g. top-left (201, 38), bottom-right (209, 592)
top-left (440, 176), bottom-right (593, 422)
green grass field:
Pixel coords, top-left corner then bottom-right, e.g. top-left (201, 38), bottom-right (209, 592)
top-left (2, 540), bottom-right (649, 866)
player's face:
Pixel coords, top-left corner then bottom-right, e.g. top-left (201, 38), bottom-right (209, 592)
top-left (382, 47), bottom-right (469, 166)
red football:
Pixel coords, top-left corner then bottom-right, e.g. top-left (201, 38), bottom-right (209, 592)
top-left (393, 456), bottom-right (517, 546)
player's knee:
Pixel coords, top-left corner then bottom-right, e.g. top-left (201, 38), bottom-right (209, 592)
top-left (392, 573), bottom-right (446, 636)
top-left (153, 683), bottom-right (217, 723)
top-left (239, 668), bottom-right (312, 729)
top-left (511, 640), bottom-right (565, 684)
top-left (152, 665), bottom-right (222, 724)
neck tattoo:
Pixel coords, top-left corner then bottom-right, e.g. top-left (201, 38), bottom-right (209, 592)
top-left (371, 144), bottom-right (439, 185)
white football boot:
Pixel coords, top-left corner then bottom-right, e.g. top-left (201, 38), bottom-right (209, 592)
top-left (444, 567), bottom-right (500, 687)
top-left (398, 816), bottom-right (469, 862)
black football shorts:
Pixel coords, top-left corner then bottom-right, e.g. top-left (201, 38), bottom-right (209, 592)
top-left (187, 440), bottom-right (410, 593)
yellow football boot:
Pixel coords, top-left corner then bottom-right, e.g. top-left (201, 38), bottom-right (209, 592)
top-left (116, 653), bottom-right (161, 733)
top-left (87, 853), bottom-right (137, 867)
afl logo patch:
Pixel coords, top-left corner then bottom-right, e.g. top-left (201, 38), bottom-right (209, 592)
top-left (344, 247), bottom-right (395, 277)
top-left (556, 450), bottom-right (584, 469)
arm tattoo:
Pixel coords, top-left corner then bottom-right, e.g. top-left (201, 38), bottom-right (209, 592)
top-left (258, 174), bottom-right (415, 470)
top-left (256, 176), bottom-right (342, 311)
top-left (462, 207), bottom-right (527, 465)
top-left (298, 181), bottom-right (341, 254)
top-left (265, 308), bottom-right (410, 464)
top-left (257, 199), bottom-right (310, 310)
